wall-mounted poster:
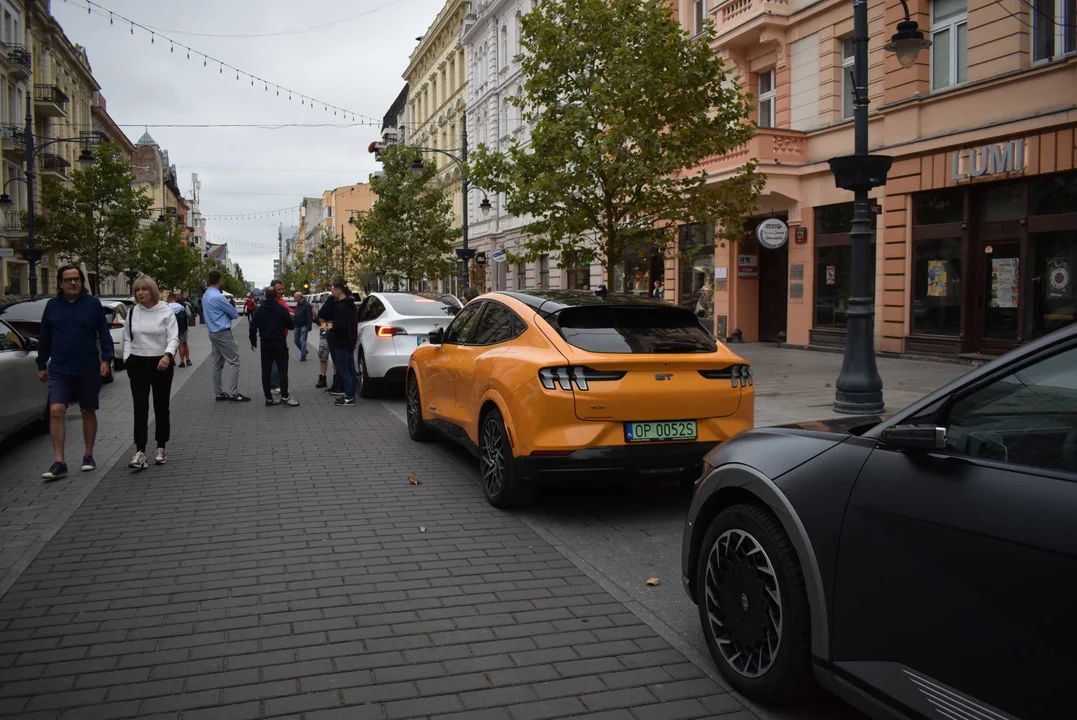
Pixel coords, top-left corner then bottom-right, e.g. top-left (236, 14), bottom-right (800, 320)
top-left (826, 265), bottom-right (836, 285)
top-left (1048, 258), bottom-right (1071, 299)
top-left (927, 260), bottom-right (948, 297)
top-left (990, 257), bottom-right (1019, 308)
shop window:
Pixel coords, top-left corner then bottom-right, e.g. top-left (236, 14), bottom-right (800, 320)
top-left (5, 262), bottom-right (22, 295)
top-left (813, 202), bottom-right (876, 329)
top-left (516, 261), bottom-right (526, 289)
top-left (538, 254), bottom-right (549, 288)
top-left (914, 187), bottom-right (964, 224)
top-left (980, 183), bottom-right (1024, 222)
top-left (679, 223), bottom-right (715, 323)
top-left (1030, 171), bottom-right (1077, 216)
top-left (757, 70), bottom-right (775, 129)
top-left (1033, 0), bottom-right (1076, 62)
top-left (566, 264), bottom-right (590, 289)
top-left (841, 37), bottom-right (855, 121)
top-left (912, 238), bottom-right (963, 336)
top-left (931, 0), bottom-right (967, 89)
top-left (1028, 231), bottom-right (1077, 339)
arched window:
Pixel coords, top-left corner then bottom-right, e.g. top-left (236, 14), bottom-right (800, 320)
top-left (501, 25), bottom-right (508, 69)
top-left (514, 12), bottom-right (522, 57)
top-left (516, 85), bottom-right (524, 128)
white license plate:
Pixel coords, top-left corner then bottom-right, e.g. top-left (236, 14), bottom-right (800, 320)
top-left (625, 420), bottom-right (698, 442)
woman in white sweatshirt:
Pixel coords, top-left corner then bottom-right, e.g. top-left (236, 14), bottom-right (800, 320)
top-left (125, 275), bottom-right (179, 470)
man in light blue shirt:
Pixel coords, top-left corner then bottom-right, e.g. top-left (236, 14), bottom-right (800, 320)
top-left (201, 270), bottom-right (251, 402)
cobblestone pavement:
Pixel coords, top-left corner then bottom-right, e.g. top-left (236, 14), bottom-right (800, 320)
top-left (0, 323), bottom-right (214, 595)
top-left (0, 327), bottom-right (760, 720)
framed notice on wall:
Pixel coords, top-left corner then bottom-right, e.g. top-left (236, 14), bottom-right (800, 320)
top-left (1048, 258), bottom-right (1071, 299)
top-left (991, 257), bottom-right (1019, 308)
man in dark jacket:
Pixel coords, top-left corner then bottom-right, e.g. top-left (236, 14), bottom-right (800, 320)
top-left (292, 292), bottom-right (313, 362)
top-left (318, 279), bottom-right (358, 406)
top-left (249, 286), bottom-right (298, 407)
top-left (36, 265), bottom-right (115, 479)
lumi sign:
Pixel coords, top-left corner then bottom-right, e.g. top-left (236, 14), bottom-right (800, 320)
top-left (951, 140), bottom-right (1026, 181)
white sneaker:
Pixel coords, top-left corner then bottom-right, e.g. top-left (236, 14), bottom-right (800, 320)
top-left (128, 451), bottom-right (148, 470)
top-left (154, 448), bottom-right (166, 465)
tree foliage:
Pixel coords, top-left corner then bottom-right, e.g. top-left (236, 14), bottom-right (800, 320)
top-left (134, 219), bottom-right (198, 294)
top-left (36, 143), bottom-right (153, 294)
top-left (353, 144), bottom-right (459, 288)
top-left (468, 0), bottom-right (765, 279)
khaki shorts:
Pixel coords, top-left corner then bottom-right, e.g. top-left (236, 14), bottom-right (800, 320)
top-left (318, 331), bottom-right (330, 363)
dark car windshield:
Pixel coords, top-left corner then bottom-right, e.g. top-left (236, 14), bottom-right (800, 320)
top-left (550, 305), bottom-right (717, 354)
top-left (384, 294), bottom-right (461, 317)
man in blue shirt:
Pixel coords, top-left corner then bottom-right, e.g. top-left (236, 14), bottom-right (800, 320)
top-left (36, 265), bottom-right (114, 480)
top-left (202, 270), bottom-right (251, 403)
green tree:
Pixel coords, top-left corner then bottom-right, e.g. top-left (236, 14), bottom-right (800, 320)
top-left (353, 145), bottom-right (459, 289)
top-left (134, 219), bottom-right (198, 294)
top-left (468, 0), bottom-right (764, 280)
top-left (36, 143), bottom-right (154, 294)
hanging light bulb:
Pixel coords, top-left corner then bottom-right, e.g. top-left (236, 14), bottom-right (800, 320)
top-left (109, 12), bottom-right (113, 24)
top-left (151, 32), bottom-right (154, 44)
top-left (219, 63), bottom-right (223, 73)
top-left (130, 22), bottom-right (134, 34)
top-left (170, 43), bottom-right (174, 53)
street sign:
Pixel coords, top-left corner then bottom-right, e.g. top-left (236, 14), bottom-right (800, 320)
top-left (490, 249), bottom-right (507, 263)
top-left (0, 247), bottom-right (13, 257)
top-left (755, 218), bottom-right (788, 249)
top-left (475, 251), bottom-right (487, 266)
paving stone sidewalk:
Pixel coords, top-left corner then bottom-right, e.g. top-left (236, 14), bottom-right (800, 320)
top-left (0, 337), bottom-right (756, 720)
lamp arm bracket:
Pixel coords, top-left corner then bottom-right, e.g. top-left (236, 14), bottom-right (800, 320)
top-left (896, 0), bottom-right (912, 21)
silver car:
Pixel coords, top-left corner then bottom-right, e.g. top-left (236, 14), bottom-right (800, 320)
top-left (0, 318), bottom-right (47, 443)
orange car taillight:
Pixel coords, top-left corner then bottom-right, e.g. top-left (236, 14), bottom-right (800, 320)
top-left (376, 325), bottom-right (406, 338)
top-left (538, 366), bottom-right (625, 391)
top-left (698, 364), bottom-right (753, 388)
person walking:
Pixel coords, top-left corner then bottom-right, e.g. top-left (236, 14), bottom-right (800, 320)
top-left (167, 292), bottom-right (191, 368)
top-left (202, 270), bottom-right (251, 403)
top-left (243, 293), bottom-right (255, 319)
top-left (35, 265), bottom-right (114, 480)
top-left (319, 279), bottom-right (358, 406)
top-left (293, 292), bottom-right (313, 361)
top-left (249, 285), bottom-right (298, 407)
top-left (125, 276), bottom-right (179, 470)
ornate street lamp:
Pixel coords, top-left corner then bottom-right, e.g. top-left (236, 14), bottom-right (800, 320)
top-left (827, 0), bottom-right (929, 413)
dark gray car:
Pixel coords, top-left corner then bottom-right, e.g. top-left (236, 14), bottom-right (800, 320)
top-left (682, 323), bottom-right (1077, 720)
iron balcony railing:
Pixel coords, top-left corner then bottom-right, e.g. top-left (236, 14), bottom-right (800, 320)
top-left (7, 44), bottom-right (31, 72)
top-left (41, 152), bottom-right (71, 176)
top-left (34, 84), bottom-right (69, 108)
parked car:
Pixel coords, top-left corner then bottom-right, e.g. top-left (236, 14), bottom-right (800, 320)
top-left (681, 322), bottom-right (1077, 720)
top-left (0, 296), bottom-right (122, 383)
top-left (356, 292), bottom-right (463, 397)
top-left (405, 290), bottom-right (754, 507)
top-left (0, 318), bottom-right (48, 443)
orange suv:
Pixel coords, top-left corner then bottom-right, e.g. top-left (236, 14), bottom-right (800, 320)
top-left (405, 290), bottom-right (754, 507)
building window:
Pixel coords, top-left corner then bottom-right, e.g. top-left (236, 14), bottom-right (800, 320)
top-left (757, 70), bottom-right (775, 128)
top-left (841, 37), bottom-right (855, 121)
top-left (516, 261), bottom-right (527, 289)
top-left (501, 97), bottom-right (508, 137)
top-left (1033, 0), bottom-right (1077, 61)
top-left (679, 224), bottom-right (715, 331)
top-left (538, 255), bottom-right (550, 288)
top-left (813, 203), bottom-right (876, 329)
top-left (566, 264), bottom-right (590, 289)
top-left (931, 0), bottom-right (967, 89)
top-left (40, 268), bottom-right (49, 296)
top-left (514, 12), bottom-right (523, 57)
top-left (515, 85), bottom-right (523, 129)
top-left (501, 26), bottom-right (508, 69)
top-left (693, 0), bottom-right (707, 35)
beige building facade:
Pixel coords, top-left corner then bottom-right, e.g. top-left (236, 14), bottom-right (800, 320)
top-left (321, 182), bottom-right (376, 284)
top-left (668, 0), bottom-right (1076, 357)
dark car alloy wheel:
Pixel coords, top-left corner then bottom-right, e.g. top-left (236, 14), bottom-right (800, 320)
top-left (480, 417), bottom-right (506, 499)
top-left (704, 528), bottom-right (783, 678)
top-left (405, 374), bottom-right (432, 441)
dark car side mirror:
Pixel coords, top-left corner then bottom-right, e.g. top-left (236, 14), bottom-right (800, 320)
top-left (428, 328), bottom-right (444, 346)
top-left (26, 337), bottom-right (38, 352)
top-left (881, 424), bottom-right (947, 451)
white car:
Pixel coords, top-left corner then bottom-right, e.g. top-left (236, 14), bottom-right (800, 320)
top-left (99, 300), bottom-right (129, 374)
top-left (355, 292), bottom-right (463, 398)
top-left (0, 318), bottom-right (48, 443)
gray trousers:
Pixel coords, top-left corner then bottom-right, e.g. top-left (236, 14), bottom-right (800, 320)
top-left (209, 329), bottom-right (241, 397)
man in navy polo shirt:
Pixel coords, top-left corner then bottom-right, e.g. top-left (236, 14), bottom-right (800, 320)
top-left (36, 265), bottom-right (114, 480)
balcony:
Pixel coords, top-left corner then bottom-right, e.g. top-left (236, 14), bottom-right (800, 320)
top-left (1, 125), bottom-right (25, 157)
top-left (709, 0), bottom-right (792, 49)
top-left (34, 84), bottom-right (69, 119)
top-left (40, 152), bottom-right (70, 180)
top-left (6, 44), bottom-right (31, 79)
top-left (697, 127), bottom-right (806, 176)
top-left (2, 210), bottom-right (27, 235)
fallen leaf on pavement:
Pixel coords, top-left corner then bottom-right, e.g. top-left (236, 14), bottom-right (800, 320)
top-left (419, 526), bottom-right (426, 533)
top-left (646, 577), bottom-right (660, 586)
top-left (408, 476), bottom-right (422, 485)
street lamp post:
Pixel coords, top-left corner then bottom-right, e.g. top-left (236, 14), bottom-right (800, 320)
top-left (376, 114), bottom-right (492, 293)
top-left (827, 0), bottom-right (929, 414)
top-left (0, 101), bottom-right (98, 299)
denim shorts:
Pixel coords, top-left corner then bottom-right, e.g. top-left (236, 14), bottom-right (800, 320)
top-left (47, 370), bottom-right (102, 411)
top-left (177, 330), bottom-right (188, 343)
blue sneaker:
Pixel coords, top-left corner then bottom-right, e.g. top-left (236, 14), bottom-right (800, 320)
top-left (81, 456), bottom-right (96, 472)
top-left (42, 462), bottom-right (68, 480)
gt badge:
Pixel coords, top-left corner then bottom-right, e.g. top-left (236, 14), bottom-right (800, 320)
top-left (655, 373), bottom-right (673, 381)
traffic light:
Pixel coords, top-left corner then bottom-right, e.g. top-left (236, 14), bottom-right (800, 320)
top-left (304, 283), bottom-right (309, 289)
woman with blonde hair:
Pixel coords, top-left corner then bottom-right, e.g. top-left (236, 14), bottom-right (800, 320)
top-left (125, 275), bottom-right (179, 470)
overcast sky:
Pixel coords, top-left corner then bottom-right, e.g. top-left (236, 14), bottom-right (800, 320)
top-left (55, 0), bottom-right (446, 285)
